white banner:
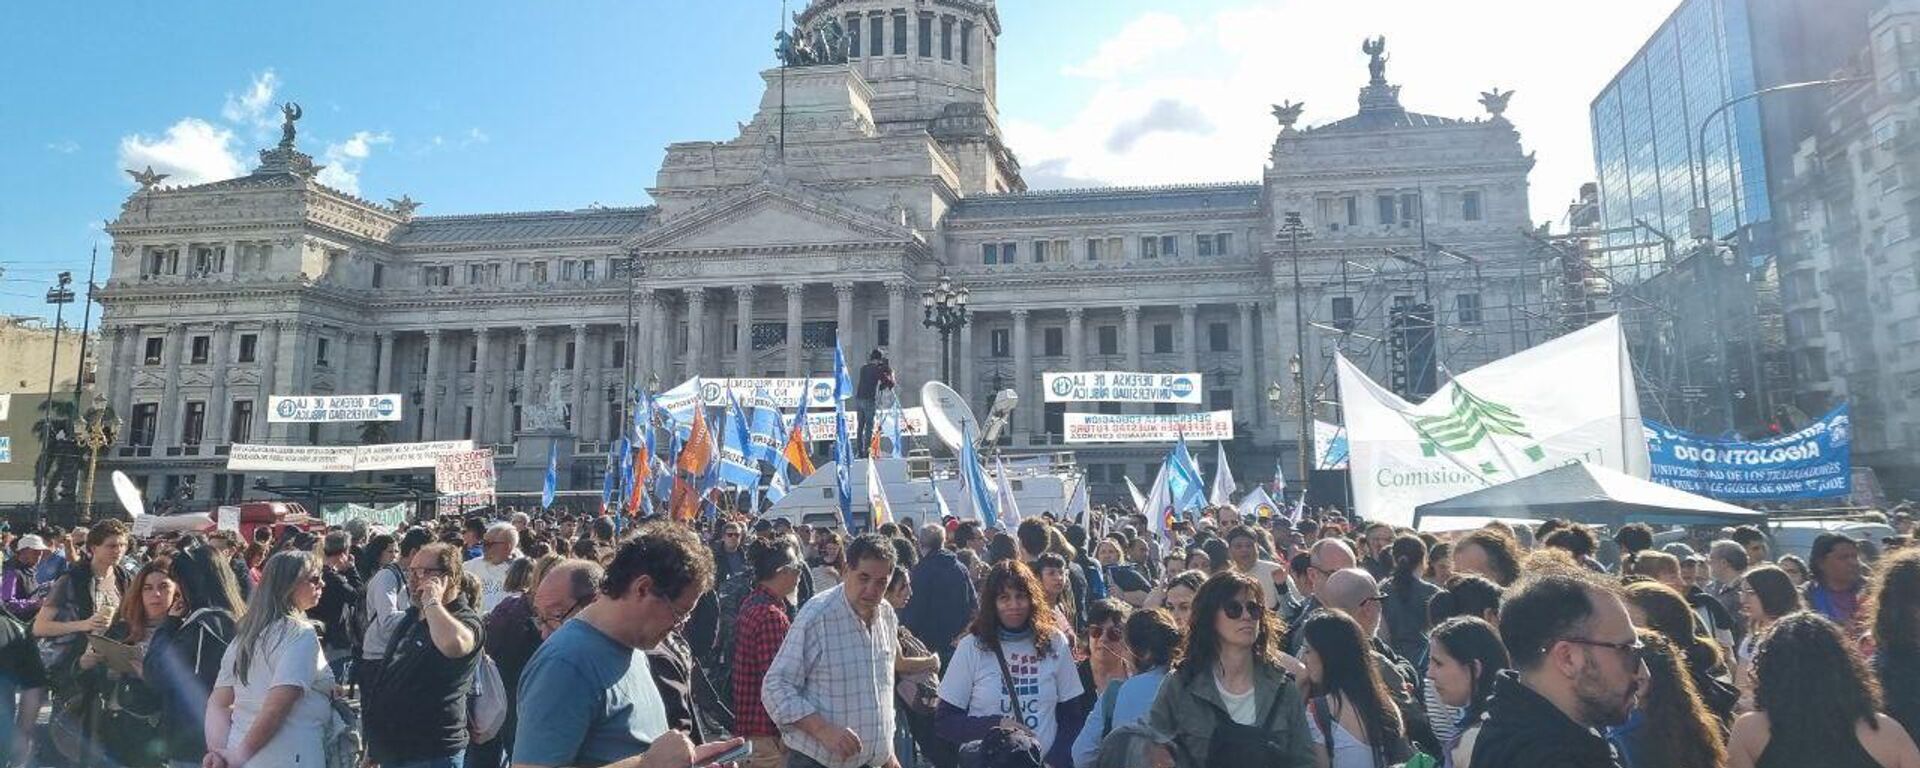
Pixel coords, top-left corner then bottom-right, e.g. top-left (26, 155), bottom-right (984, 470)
top-left (1043, 371), bottom-right (1203, 404)
top-left (216, 506), bottom-right (241, 533)
top-left (794, 411), bottom-right (861, 442)
top-left (226, 440), bottom-right (476, 473)
top-left (1062, 411), bottom-right (1235, 443)
top-left (320, 502), bottom-right (412, 529)
top-left (268, 394), bottom-right (404, 423)
top-left (700, 378), bottom-right (837, 409)
top-left (1315, 420), bottom-right (1349, 470)
top-left (434, 449), bottom-right (498, 495)
top-left (655, 378), bottom-right (703, 425)
top-left (1337, 316), bottom-right (1650, 529)
top-left (0, 393), bottom-right (11, 421)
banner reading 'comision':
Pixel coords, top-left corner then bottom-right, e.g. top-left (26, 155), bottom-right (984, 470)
top-left (1645, 404), bottom-right (1852, 501)
top-left (1062, 411), bottom-right (1235, 443)
top-left (1043, 372), bottom-right (1203, 404)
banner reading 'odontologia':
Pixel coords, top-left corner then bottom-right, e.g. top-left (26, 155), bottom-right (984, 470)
top-left (1644, 404), bottom-right (1852, 501)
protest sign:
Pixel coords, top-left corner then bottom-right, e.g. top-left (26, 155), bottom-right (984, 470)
top-left (1043, 371), bottom-right (1203, 404)
top-left (1062, 411), bottom-right (1235, 443)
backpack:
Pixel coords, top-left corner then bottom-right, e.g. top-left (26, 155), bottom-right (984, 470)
top-left (1092, 722), bottom-right (1167, 768)
top-left (708, 568), bottom-right (758, 701)
top-left (469, 651), bottom-right (509, 744)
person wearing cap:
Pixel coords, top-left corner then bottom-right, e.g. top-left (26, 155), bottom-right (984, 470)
top-left (0, 536), bottom-right (48, 621)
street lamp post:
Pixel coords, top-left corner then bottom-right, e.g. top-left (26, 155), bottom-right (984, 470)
top-left (36, 272), bottom-right (75, 521)
top-left (76, 394), bottom-right (118, 524)
top-left (1281, 212), bottom-right (1313, 491)
top-left (921, 275), bottom-right (971, 384)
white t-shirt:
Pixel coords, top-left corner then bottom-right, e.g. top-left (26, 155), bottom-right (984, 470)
top-left (466, 556), bottom-right (516, 613)
top-left (216, 617), bottom-right (334, 767)
top-left (1215, 672), bottom-right (1257, 725)
top-left (1247, 560), bottom-right (1286, 609)
top-left (938, 630), bottom-right (1084, 752)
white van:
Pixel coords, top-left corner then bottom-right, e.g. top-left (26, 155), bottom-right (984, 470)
top-left (1768, 518), bottom-right (1895, 563)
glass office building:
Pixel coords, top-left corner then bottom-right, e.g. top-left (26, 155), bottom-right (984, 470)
top-left (1590, 0), bottom-right (1771, 280)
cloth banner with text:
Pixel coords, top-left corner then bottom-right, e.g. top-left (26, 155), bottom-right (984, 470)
top-left (268, 394), bottom-right (404, 423)
top-left (699, 378), bottom-right (838, 409)
top-left (1336, 316), bottom-right (1650, 529)
top-left (1062, 411), bottom-right (1235, 443)
top-left (227, 440), bottom-right (476, 473)
top-left (320, 502), bottom-right (412, 529)
top-left (1042, 372), bottom-right (1203, 404)
top-left (1644, 404), bottom-right (1852, 501)
top-left (434, 448), bottom-right (499, 496)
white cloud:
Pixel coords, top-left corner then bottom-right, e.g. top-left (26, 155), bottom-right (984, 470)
top-left (116, 118), bottom-right (246, 186)
top-left (316, 130), bottom-right (392, 195)
top-left (45, 139), bottom-right (78, 154)
top-left (1011, 0), bottom-right (1678, 225)
top-left (1063, 12), bottom-right (1189, 79)
top-left (221, 70), bottom-right (281, 130)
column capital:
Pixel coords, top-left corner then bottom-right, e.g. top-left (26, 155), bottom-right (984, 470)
top-left (1122, 305), bottom-right (1142, 319)
top-left (422, 328), bottom-right (442, 339)
top-left (1010, 308), bottom-right (1030, 320)
top-left (1065, 307), bottom-right (1084, 319)
top-left (832, 281), bottom-right (856, 297)
top-left (733, 284), bottom-right (756, 299)
top-left (571, 322), bottom-right (589, 334)
top-left (1236, 300), bottom-right (1258, 312)
top-left (685, 287), bottom-right (707, 306)
top-left (784, 282), bottom-right (807, 299)
top-left (884, 280), bottom-right (911, 297)
top-left (1179, 303), bottom-right (1198, 316)
top-left (521, 324), bottom-right (539, 337)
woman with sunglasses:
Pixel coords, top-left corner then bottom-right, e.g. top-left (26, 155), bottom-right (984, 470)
top-left (1728, 611), bottom-right (1920, 768)
top-left (1734, 566), bottom-right (1802, 712)
top-left (1146, 571), bottom-right (1314, 768)
top-left (1081, 598), bottom-right (1134, 697)
top-left (937, 560), bottom-right (1084, 768)
top-left (733, 538), bottom-right (806, 768)
top-left (1299, 610), bottom-right (1412, 767)
top-left (1424, 616), bottom-right (1506, 768)
top-left (1071, 607), bottom-right (1181, 768)
top-left (204, 550), bottom-right (333, 768)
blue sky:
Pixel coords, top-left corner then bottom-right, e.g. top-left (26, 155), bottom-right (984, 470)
top-left (0, 0), bottom-right (1676, 325)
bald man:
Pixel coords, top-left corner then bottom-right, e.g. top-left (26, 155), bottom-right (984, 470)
top-left (1319, 567), bottom-right (1435, 755)
top-left (1282, 538), bottom-right (1357, 654)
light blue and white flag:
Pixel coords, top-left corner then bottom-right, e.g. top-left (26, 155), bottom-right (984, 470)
top-left (832, 338), bottom-right (855, 530)
top-left (540, 442), bottom-right (559, 511)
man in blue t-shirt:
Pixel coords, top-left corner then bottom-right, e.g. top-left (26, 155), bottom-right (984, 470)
top-left (512, 523), bottom-right (742, 768)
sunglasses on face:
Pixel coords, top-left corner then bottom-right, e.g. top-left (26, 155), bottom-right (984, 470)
top-left (1088, 622), bottom-right (1125, 640)
top-left (1221, 600), bottom-right (1265, 621)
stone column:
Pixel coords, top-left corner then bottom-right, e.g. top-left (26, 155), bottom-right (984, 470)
top-left (376, 331), bottom-right (395, 393)
top-left (685, 288), bottom-right (707, 377)
top-left (1067, 307), bottom-right (1086, 373)
top-left (208, 322), bottom-right (233, 445)
top-left (784, 283), bottom-right (806, 375)
top-left (520, 326), bottom-right (540, 423)
top-left (733, 285), bottom-right (755, 376)
top-left (632, 287), bottom-right (656, 387)
top-left (651, 295), bottom-right (671, 383)
top-left (1123, 307), bottom-right (1143, 415)
top-left (886, 281), bottom-right (909, 394)
top-left (571, 323), bottom-right (589, 433)
top-left (472, 328), bottom-right (492, 443)
top-left (958, 321), bottom-right (976, 403)
top-left (1180, 304), bottom-right (1199, 373)
top-left (1012, 309), bottom-right (1032, 438)
top-left (253, 321), bottom-right (282, 442)
top-left (156, 324), bottom-right (186, 448)
top-left (1237, 302), bottom-right (1259, 426)
top-left (107, 327), bottom-right (133, 423)
top-left (834, 281), bottom-right (856, 353)
top-left (423, 329), bottom-right (443, 441)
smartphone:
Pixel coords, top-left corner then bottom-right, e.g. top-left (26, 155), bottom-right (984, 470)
top-left (705, 740), bottom-right (753, 766)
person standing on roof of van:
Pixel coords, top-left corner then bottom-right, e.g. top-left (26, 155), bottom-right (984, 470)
top-left (855, 350), bottom-right (894, 459)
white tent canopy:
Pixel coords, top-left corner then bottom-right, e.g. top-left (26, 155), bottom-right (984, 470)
top-left (1412, 462), bottom-right (1763, 531)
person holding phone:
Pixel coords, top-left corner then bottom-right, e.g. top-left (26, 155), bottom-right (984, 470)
top-left (364, 542), bottom-right (484, 768)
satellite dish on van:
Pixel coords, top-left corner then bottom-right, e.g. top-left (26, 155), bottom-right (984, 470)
top-left (110, 470), bottom-right (145, 518)
top-left (920, 381), bottom-right (979, 454)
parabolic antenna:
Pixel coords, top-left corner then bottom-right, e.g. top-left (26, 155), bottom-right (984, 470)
top-left (111, 470), bottom-right (146, 518)
top-left (920, 381), bottom-right (979, 454)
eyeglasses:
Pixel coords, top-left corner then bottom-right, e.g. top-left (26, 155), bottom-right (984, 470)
top-left (1359, 592), bottom-right (1389, 608)
top-left (1556, 636), bottom-right (1649, 664)
top-left (1088, 622), bottom-right (1125, 640)
top-left (1221, 600), bottom-right (1265, 621)
top-left (537, 598), bottom-right (587, 629)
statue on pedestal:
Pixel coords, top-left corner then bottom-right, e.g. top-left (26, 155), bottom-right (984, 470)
top-left (1362, 37), bottom-right (1389, 85)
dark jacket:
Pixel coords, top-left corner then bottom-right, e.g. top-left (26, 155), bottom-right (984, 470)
top-left (312, 563), bottom-right (363, 653)
top-left (147, 609), bottom-right (236, 762)
top-left (857, 360), bottom-right (894, 400)
top-left (1470, 670), bottom-right (1622, 768)
top-left (1380, 574), bottom-right (1440, 666)
top-left (903, 548), bottom-right (978, 651)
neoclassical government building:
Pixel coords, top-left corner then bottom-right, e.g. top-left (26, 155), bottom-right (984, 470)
top-left (100, 0), bottom-right (1544, 503)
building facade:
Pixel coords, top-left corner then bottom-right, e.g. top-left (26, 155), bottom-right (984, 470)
top-left (98, 1), bottom-right (1542, 505)
top-left (1776, 0), bottom-right (1920, 493)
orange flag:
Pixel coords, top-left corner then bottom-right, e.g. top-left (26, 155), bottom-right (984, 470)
top-left (670, 409), bottom-right (714, 522)
top-left (783, 417), bottom-right (817, 477)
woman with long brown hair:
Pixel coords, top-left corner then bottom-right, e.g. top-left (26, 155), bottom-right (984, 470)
top-left (1864, 548), bottom-right (1920, 740)
top-left (935, 560), bottom-right (1084, 768)
top-left (1623, 580), bottom-right (1738, 727)
top-left (1735, 566), bottom-right (1803, 712)
top-left (1145, 571), bottom-right (1314, 768)
top-left (1608, 629), bottom-right (1726, 768)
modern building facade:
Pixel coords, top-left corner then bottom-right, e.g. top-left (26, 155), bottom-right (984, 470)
top-left (1776, 0), bottom-right (1920, 494)
top-left (97, 1), bottom-right (1543, 506)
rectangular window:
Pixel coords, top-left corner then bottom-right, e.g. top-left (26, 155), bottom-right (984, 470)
top-left (371, 263), bottom-right (385, 288)
top-left (315, 337), bottom-right (330, 366)
top-left (1344, 196), bottom-right (1360, 226)
top-left (464, 407), bottom-right (475, 439)
top-left (1086, 240), bottom-right (1100, 261)
top-left (1208, 322), bottom-right (1230, 352)
top-left (1197, 235), bottom-right (1215, 258)
top-left (533, 261), bottom-right (549, 283)
top-left (1160, 235), bottom-right (1178, 258)
top-left (516, 343), bottom-right (527, 371)
top-left (189, 335), bottom-right (210, 364)
top-left (1455, 293), bottom-right (1483, 324)
top-left (892, 13), bottom-right (907, 55)
top-left (961, 21), bottom-right (973, 64)
top-left (182, 402), bottom-right (206, 446)
top-left (467, 342), bottom-right (478, 372)
top-left (611, 340), bottom-right (626, 368)
top-left (582, 261), bottom-right (595, 281)
top-left (1332, 296), bottom-right (1356, 331)
top-left (1152, 324), bottom-right (1173, 353)
top-left (1033, 240), bottom-right (1050, 263)
top-left (1209, 389), bottom-right (1234, 411)
top-left (565, 341), bottom-right (578, 369)
top-left (877, 318), bottom-right (891, 348)
top-left (983, 243), bottom-right (998, 265)
top-left (990, 329), bottom-right (1011, 358)
top-left (1140, 236), bottom-right (1160, 259)
top-left (468, 264), bottom-right (486, 284)
top-left (999, 242), bottom-right (1015, 263)
top-left (1197, 232), bottom-right (1230, 257)
top-left (424, 266), bottom-right (451, 286)
top-left (1043, 327), bottom-right (1064, 357)
top-left (1097, 326), bottom-right (1119, 355)
top-left (1043, 402), bottom-right (1065, 436)
top-left (1377, 195), bottom-right (1396, 226)
top-left (130, 403), bottom-right (158, 447)
top-left (1400, 192), bottom-right (1421, 225)
top-left (562, 259), bottom-right (578, 281)
top-left (1461, 190), bottom-right (1483, 221)
top-left (847, 14), bottom-right (861, 57)
top-left (918, 15), bottom-right (933, 57)
top-left (940, 16), bottom-right (953, 60)
top-left (144, 337), bottom-right (164, 366)
top-left (869, 15), bottom-right (884, 56)
top-left (237, 333), bottom-right (258, 363)
top-left (191, 244), bottom-right (226, 275)
top-left (1153, 402), bottom-right (1177, 416)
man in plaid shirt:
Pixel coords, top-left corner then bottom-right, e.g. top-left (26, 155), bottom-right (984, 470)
top-left (762, 533), bottom-right (903, 768)
top-left (732, 538), bottom-right (805, 768)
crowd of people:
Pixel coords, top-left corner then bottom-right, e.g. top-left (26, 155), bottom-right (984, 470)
top-left (0, 501), bottom-right (1916, 767)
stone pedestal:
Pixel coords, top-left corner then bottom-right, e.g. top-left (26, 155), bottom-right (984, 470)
top-left (502, 429), bottom-right (576, 493)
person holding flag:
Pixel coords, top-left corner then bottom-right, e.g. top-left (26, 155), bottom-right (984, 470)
top-left (832, 338), bottom-right (856, 531)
